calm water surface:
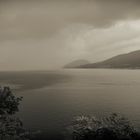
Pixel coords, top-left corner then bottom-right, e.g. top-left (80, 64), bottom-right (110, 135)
top-left (0, 69), bottom-right (140, 137)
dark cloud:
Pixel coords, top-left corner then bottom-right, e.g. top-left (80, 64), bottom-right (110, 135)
top-left (0, 0), bottom-right (140, 41)
top-left (0, 0), bottom-right (140, 70)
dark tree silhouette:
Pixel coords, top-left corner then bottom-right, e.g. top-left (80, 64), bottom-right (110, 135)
top-left (0, 87), bottom-right (22, 115)
top-left (0, 87), bottom-right (30, 140)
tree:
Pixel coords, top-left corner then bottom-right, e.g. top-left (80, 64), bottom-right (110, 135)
top-left (0, 87), bottom-right (22, 115)
top-left (0, 87), bottom-right (30, 140)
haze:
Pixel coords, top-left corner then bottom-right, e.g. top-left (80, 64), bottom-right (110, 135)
top-left (0, 0), bottom-right (140, 70)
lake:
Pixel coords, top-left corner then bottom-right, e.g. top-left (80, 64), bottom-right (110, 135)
top-left (0, 69), bottom-right (140, 139)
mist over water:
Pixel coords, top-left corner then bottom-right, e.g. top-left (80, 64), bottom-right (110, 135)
top-left (0, 69), bottom-right (140, 138)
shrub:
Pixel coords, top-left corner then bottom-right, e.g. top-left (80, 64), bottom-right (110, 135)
top-left (66, 113), bottom-right (140, 140)
top-left (0, 87), bottom-right (30, 140)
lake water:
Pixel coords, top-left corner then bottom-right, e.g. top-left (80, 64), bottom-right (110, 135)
top-left (0, 69), bottom-right (140, 139)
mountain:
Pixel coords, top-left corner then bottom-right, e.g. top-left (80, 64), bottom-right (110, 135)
top-left (64, 59), bottom-right (90, 68)
top-left (78, 50), bottom-right (140, 69)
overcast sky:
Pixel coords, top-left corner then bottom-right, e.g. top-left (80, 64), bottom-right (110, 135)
top-left (0, 0), bottom-right (140, 70)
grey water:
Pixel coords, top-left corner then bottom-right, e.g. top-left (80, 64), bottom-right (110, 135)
top-left (0, 69), bottom-right (140, 138)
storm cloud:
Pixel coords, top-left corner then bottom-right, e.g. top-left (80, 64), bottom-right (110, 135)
top-left (0, 0), bottom-right (140, 70)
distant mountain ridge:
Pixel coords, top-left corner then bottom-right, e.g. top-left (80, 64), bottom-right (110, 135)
top-left (64, 59), bottom-right (89, 68)
top-left (78, 50), bottom-right (140, 69)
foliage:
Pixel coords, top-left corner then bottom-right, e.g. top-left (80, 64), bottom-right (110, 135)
top-left (0, 87), bottom-right (31, 140)
top-left (0, 87), bottom-right (22, 115)
top-left (0, 115), bottom-right (31, 140)
top-left (66, 113), bottom-right (140, 140)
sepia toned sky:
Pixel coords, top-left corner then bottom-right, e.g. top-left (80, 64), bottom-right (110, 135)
top-left (0, 0), bottom-right (140, 70)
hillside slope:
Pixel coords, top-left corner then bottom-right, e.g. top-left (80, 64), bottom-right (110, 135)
top-left (79, 50), bottom-right (140, 69)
